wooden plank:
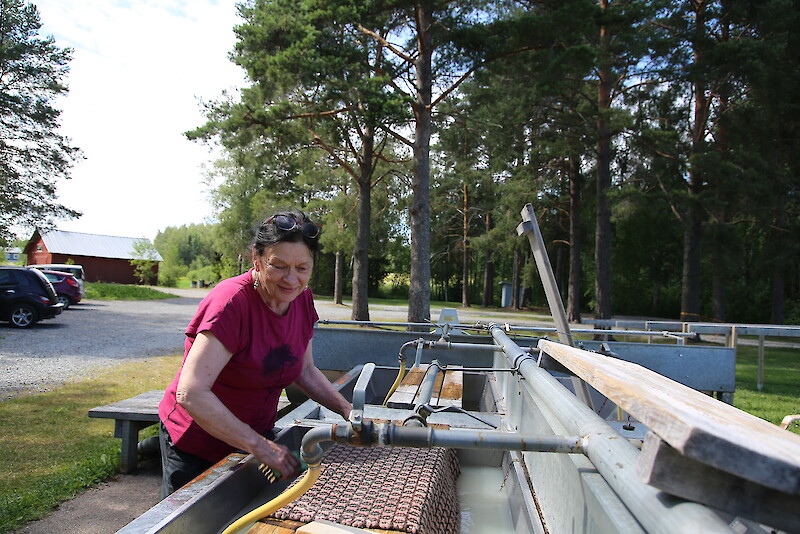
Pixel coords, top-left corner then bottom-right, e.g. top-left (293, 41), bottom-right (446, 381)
top-left (577, 341), bottom-right (735, 394)
top-left (538, 339), bottom-right (800, 494)
top-left (386, 365), bottom-right (462, 408)
top-left (248, 518), bottom-right (305, 533)
top-left (89, 390), bottom-right (291, 421)
top-left (439, 369), bottom-right (463, 406)
top-left (249, 518), bottom-right (404, 534)
top-left (637, 433), bottom-right (800, 532)
top-left (88, 390), bottom-right (163, 421)
top-left (297, 519), bottom-right (391, 533)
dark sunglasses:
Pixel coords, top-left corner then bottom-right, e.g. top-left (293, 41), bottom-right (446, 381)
top-left (267, 215), bottom-right (321, 239)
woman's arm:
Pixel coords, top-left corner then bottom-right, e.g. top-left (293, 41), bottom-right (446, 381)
top-left (294, 339), bottom-right (353, 420)
top-left (176, 331), bottom-right (299, 479)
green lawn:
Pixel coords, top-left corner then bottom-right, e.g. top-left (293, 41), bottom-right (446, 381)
top-left (0, 275), bottom-right (177, 300)
top-left (85, 282), bottom-right (175, 300)
top-left (733, 345), bottom-right (800, 430)
top-left (0, 355), bottom-right (181, 533)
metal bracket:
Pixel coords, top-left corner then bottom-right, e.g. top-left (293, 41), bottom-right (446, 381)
top-left (349, 363), bottom-right (375, 431)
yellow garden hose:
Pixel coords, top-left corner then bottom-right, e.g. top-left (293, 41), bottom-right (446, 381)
top-left (382, 361), bottom-right (407, 406)
top-left (221, 462), bottom-right (321, 534)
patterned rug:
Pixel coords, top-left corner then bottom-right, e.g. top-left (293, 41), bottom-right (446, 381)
top-left (271, 444), bottom-right (461, 533)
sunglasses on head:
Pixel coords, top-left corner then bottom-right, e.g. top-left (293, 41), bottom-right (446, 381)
top-left (266, 214), bottom-right (321, 239)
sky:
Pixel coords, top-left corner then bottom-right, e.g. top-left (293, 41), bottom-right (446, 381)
top-left (32, 0), bottom-right (246, 241)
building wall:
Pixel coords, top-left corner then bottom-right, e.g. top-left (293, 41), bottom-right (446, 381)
top-left (26, 236), bottom-right (51, 265)
top-left (25, 235), bottom-right (158, 284)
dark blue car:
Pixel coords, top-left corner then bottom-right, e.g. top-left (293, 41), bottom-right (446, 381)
top-left (0, 266), bottom-right (62, 327)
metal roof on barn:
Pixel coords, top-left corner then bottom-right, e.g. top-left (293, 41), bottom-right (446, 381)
top-left (37, 230), bottom-right (163, 261)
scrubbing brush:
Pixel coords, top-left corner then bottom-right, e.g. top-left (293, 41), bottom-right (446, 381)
top-left (259, 451), bottom-right (308, 482)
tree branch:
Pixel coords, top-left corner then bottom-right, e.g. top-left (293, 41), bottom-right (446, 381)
top-left (282, 105), bottom-right (357, 121)
top-left (310, 131), bottom-right (359, 181)
top-left (357, 24), bottom-right (414, 64)
top-left (376, 123), bottom-right (413, 147)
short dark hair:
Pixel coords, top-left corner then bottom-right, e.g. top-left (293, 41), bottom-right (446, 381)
top-left (250, 208), bottom-right (320, 255)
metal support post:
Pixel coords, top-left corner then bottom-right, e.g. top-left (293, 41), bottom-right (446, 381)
top-left (757, 335), bottom-right (765, 392)
top-left (517, 203), bottom-right (594, 410)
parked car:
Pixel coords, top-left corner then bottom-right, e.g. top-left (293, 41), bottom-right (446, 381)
top-left (0, 266), bottom-right (62, 328)
top-left (39, 270), bottom-right (82, 309)
top-left (27, 263), bottom-right (86, 298)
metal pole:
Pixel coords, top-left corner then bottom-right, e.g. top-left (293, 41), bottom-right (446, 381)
top-left (318, 320), bottom-right (435, 329)
top-left (415, 360), bottom-right (441, 408)
top-left (516, 204), bottom-right (574, 346)
top-left (758, 335), bottom-right (765, 392)
top-left (488, 324), bottom-right (732, 534)
top-left (382, 425), bottom-right (586, 454)
top-left (517, 203), bottom-right (594, 409)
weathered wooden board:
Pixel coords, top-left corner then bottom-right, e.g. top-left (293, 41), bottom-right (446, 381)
top-left (250, 518), bottom-right (402, 533)
top-left (88, 389), bottom-right (163, 421)
top-left (538, 339), bottom-right (800, 494)
top-left (386, 365), bottom-right (462, 408)
top-left (637, 432), bottom-right (800, 532)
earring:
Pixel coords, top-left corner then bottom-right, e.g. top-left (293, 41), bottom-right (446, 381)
top-left (253, 277), bottom-right (260, 290)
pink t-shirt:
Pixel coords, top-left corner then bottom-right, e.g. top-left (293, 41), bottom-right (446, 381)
top-left (158, 270), bottom-right (318, 462)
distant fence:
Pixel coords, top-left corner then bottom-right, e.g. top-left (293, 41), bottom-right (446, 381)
top-left (584, 319), bottom-right (800, 391)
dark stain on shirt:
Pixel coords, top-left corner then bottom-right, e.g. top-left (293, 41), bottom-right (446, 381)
top-left (262, 344), bottom-right (296, 381)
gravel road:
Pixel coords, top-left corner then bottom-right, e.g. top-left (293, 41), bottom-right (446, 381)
top-left (0, 294), bottom-right (205, 399)
top-left (0, 286), bottom-right (557, 400)
top-left (0, 289), bottom-right (403, 399)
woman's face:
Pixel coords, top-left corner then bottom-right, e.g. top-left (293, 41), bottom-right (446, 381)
top-left (253, 241), bottom-right (314, 311)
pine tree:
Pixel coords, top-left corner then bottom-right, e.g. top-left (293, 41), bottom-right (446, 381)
top-left (0, 0), bottom-right (80, 243)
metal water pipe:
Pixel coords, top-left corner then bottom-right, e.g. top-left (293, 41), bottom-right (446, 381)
top-left (415, 360), bottom-right (442, 407)
top-left (300, 421), bottom-right (586, 456)
top-left (487, 323), bottom-right (732, 534)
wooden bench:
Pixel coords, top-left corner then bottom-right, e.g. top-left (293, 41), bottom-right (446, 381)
top-left (88, 390), bottom-right (163, 473)
top-left (89, 390), bottom-right (295, 473)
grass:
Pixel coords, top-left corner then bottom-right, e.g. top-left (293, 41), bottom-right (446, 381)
top-left (0, 354), bottom-right (181, 533)
top-left (85, 282), bottom-right (175, 301)
top-left (733, 345), bottom-right (800, 430)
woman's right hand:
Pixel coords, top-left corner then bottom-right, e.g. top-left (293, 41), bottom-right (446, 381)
top-left (254, 437), bottom-right (301, 481)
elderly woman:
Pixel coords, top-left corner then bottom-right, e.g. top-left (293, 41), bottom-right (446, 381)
top-left (158, 209), bottom-right (352, 497)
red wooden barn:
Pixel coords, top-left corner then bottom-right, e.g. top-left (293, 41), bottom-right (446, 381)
top-left (24, 230), bottom-right (162, 285)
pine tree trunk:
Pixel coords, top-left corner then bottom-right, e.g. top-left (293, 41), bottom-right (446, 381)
top-left (407, 2), bottom-right (433, 325)
top-left (567, 158), bottom-right (582, 323)
top-left (681, 203), bottom-right (703, 322)
top-left (711, 250), bottom-right (725, 322)
top-left (681, 1), bottom-right (709, 324)
top-left (772, 195), bottom-right (787, 324)
top-left (482, 212), bottom-right (494, 307)
top-left (512, 248), bottom-right (521, 310)
top-left (595, 8), bottom-right (613, 321)
top-left (351, 122), bottom-right (374, 321)
top-left (461, 183), bottom-right (470, 307)
top-left (334, 250), bottom-right (344, 305)
top-left (711, 253), bottom-right (726, 322)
